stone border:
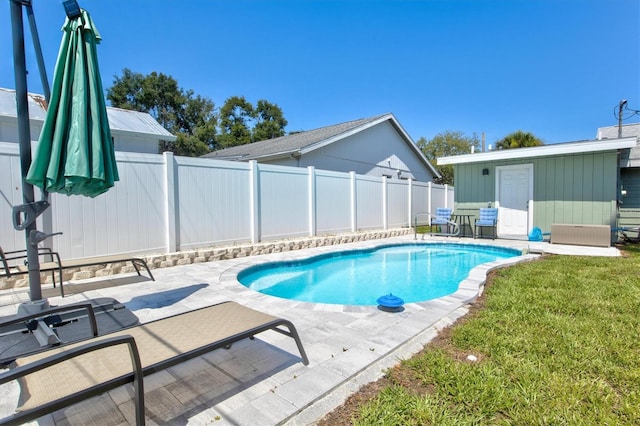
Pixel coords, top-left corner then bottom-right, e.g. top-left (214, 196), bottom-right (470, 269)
top-left (1, 229), bottom-right (413, 290)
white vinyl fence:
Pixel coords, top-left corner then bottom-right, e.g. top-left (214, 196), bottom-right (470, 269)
top-left (0, 143), bottom-right (453, 260)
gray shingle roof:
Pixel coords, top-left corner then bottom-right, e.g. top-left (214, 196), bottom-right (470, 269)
top-left (598, 123), bottom-right (640, 167)
top-left (202, 113), bottom-right (392, 160)
top-left (597, 123), bottom-right (640, 140)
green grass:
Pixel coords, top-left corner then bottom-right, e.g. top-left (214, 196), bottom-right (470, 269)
top-left (353, 245), bottom-right (640, 425)
top-left (415, 225), bottom-right (439, 235)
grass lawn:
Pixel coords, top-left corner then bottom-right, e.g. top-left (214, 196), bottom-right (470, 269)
top-left (414, 225), bottom-right (441, 236)
top-left (320, 245), bottom-right (640, 425)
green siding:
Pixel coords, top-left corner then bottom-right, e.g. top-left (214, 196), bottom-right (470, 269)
top-left (453, 151), bottom-right (619, 230)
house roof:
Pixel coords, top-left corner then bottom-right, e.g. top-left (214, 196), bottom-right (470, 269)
top-left (597, 123), bottom-right (640, 168)
top-left (106, 107), bottom-right (176, 140)
top-left (596, 123), bottom-right (640, 140)
top-left (438, 137), bottom-right (638, 165)
top-left (202, 113), bottom-right (440, 177)
top-left (0, 87), bottom-right (176, 140)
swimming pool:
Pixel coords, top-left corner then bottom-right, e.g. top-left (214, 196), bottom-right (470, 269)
top-left (238, 243), bottom-right (520, 305)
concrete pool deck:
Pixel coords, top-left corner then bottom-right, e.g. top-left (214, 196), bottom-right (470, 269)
top-left (0, 235), bottom-right (620, 425)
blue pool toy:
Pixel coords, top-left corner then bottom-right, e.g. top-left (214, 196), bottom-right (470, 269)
top-left (377, 293), bottom-right (404, 312)
top-left (528, 227), bottom-right (543, 242)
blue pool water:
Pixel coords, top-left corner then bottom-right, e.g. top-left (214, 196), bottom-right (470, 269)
top-left (238, 243), bottom-right (519, 305)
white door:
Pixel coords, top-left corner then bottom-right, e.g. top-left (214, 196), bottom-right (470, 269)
top-left (496, 165), bottom-right (533, 238)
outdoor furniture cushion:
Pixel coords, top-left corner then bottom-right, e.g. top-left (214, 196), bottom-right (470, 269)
top-left (430, 208), bottom-right (453, 235)
top-left (430, 208), bottom-right (452, 225)
top-left (474, 208), bottom-right (498, 239)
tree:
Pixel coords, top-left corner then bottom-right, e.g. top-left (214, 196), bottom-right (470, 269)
top-left (252, 100), bottom-right (287, 142)
top-left (107, 69), bottom-right (290, 155)
top-left (178, 91), bottom-right (217, 149)
top-left (496, 130), bottom-right (543, 149)
top-left (107, 68), bottom-right (216, 157)
top-left (106, 68), bottom-right (145, 111)
top-left (417, 130), bottom-right (480, 185)
top-left (217, 96), bottom-right (254, 148)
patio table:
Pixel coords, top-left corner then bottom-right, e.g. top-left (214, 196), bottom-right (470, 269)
top-left (452, 214), bottom-right (474, 238)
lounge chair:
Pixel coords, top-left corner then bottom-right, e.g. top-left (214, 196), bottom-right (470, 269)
top-left (474, 208), bottom-right (498, 239)
top-left (0, 247), bottom-right (154, 297)
top-left (616, 226), bottom-right (640, 244)
top-left (0, 246), bottom-right (61, 287)
top-left (0, 301), bottom-right (309, 425)
top-left (430, 208), bottom-right (453, 236)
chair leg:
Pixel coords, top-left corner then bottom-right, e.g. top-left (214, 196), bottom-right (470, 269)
top-left (58, 267), bottom-right (65, 297)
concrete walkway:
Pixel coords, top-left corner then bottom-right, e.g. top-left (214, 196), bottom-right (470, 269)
top-left (0, 236), bottom-right (619, 425)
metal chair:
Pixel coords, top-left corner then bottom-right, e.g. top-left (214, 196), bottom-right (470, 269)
top-left (430, 208), bottom-right (453, 235)
top-left (474, 208), bottom-right (498, 239)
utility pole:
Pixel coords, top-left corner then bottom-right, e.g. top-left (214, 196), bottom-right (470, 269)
top-left (618, 99), bottom-right (627, 138)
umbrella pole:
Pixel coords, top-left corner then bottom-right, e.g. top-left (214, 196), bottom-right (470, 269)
top-left (24, 1), bottom-right (51, 101)
top-left (10, 0), bottom-right (43, 302)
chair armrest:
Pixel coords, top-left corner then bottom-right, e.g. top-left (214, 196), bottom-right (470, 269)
top-left (0, 335), bottom-right (145, 426)
top-left (2, 249), bottom-right (61, 266)
top-left (3, 247), bottom-right (53, 256)
top-left (0, 303), bottom-right (98, 337)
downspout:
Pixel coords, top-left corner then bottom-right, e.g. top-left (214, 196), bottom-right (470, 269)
top-left (290, 152), bottom-right (302, 167)
top-left (615, 149), bottom-right (623, 242)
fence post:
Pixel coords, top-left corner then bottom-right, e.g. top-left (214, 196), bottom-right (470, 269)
top-left (444, 184), bottom-right (449, 208)
top-left (350, 171), bottom-right (357, 232)
top-left (308, 166), bottom-right (316, 237)
top-left (427, 181), bottom-right (432, 216)
top-left (163, 151), bottom-right (177, 253)
top-left (249, 160), bottom-right (260, 243)
top-left (382, 176), bottom-right (388, 230)
top-left (407, 178), bottom-right (413, 227)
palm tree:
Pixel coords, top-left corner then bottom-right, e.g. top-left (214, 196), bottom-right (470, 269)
top-left (496, 130), bottom-right (543, 149)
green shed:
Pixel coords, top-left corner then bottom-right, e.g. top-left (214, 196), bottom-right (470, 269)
top-left (438, 137), bottom-right (638, 241)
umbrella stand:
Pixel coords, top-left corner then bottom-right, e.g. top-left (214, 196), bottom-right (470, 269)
top-left (10, 0), bottom-right (53, 304)
top-left (10, 0), bottom-right (84, 303)
top-left (8, 1), bottom-right (134, 354)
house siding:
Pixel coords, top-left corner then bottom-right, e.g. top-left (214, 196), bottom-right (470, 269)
top-left (453, 151), bottom-right (618, 231)
top-left (621, 168), bottom-right (640, 208)
top-left (620, 168), bottom-right (640, 227)
top-left (264, 121), bottom-right (435, 183)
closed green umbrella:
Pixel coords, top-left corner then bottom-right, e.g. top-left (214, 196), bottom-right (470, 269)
top-left (26, 9), bottom-right (118, 197)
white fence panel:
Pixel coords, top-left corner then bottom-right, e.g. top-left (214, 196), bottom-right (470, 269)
top-left (1, 141), bottom-right (455, 258)
top-left (259, 164), bottom-right (309, 240)
top-left (315, 170), bottom-right (352, 235)
top-left (430, 184), bottom-right (449, 216)
top-left (0, 143), bottom-right (24, 250)
top-left (49, 152), bottom-right (167, 259)
top-left (176, 157), bottom-right (252, 249)
top-left (356, 176), bottom-right (383, 230)
top-left (387, 180), bottom-right (409, 228)
top-left (411, 181), bottom-right (430, 220)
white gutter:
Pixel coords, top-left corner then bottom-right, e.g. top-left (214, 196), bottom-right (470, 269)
top-left (438, 137), bottom-right (638, 165)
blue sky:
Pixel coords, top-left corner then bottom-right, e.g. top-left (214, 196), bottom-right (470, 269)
top-left (2, 0), bottom-right (639, 147)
